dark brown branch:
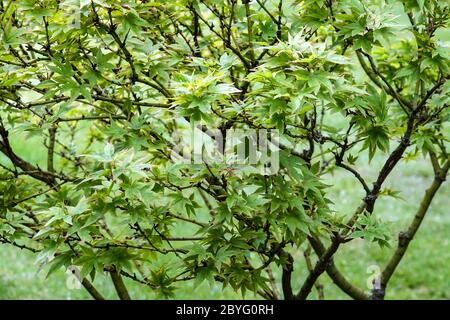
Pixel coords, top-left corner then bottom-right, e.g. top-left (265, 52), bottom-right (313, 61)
top-left (56, 115), bottom-right (127, 122)
top-left (166, 212), bottom-right (207, 227)
top-left (0, 126), bottom-right (57, 186)
top-left (255, 0), bottom-right (278, 24)
top-left (194, 7), bottom-right (252, 71)
top-left (281, 251), bottom-right (294, 300)
top-left (356, 49), bottom-right (412, 113)
top-left (0, 236), bottom-right (40, 253)
top-left (336, 161), bottom-right (370, 194)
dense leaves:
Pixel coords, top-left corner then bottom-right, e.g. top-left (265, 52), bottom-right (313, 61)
top-left (0, 0), bottom-right (448, 300)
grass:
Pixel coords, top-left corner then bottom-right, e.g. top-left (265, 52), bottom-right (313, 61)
top-left (0, 136), bottom-right (449, 299)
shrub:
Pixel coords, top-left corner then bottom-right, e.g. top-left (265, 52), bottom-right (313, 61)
top-left (0, 0), bottom-right (448, 300)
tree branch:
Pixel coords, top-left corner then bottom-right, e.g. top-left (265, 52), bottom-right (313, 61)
top-left (374, 156), bottom-right (450, 299)
top-left (47, 125), bottom-right (57, 173)
top-left (336, 161), bottom-right (370, 194)
top-left (308, 236), bottom-right (370, 300)
top-left (281, 251), bottom-right (294, 300)
top-left (81, 278), bottom-right (105, 300)
top-left (296, 236), bottom-right (341, 299)
top-left (304, 245), bottom-right (324, 300)
top-left (0, 125), bottom-right (57, 186)
top-left (356, 49), bottom-right (412, 113)
top-left (110, 268), bottom-right (132, 300)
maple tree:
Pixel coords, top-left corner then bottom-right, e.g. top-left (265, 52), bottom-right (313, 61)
top-left (0, 0), bottom-right (448, 300)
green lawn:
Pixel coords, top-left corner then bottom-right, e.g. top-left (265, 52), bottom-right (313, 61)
top-left (1, 139), bottom-right (448, 299)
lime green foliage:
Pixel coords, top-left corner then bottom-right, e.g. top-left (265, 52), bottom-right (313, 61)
top-left (1, 154), bottom-right (448, 299)
top-left (0, 0), bottom-right (449, 300)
